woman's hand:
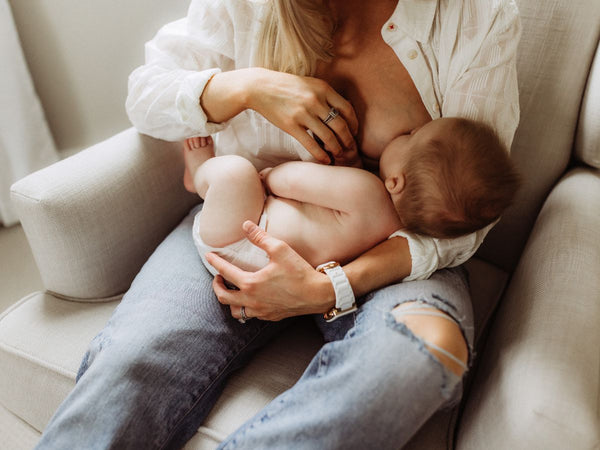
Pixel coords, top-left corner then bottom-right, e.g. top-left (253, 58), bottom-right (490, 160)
top-left (332, 142), bottom-right (363, 168)
top-left (200, 67), bottom-right (359, 164)
top-left (246, 68), bottom-right (359, 164)
top-left (205, 221), bottom-right (334, 322)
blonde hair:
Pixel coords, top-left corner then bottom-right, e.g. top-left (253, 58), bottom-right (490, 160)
top-left (256, 0), bottom-right (335, 76)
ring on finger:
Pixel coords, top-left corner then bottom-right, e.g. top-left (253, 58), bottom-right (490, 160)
top-left (239, 306), bottom-right (248, 324)
top-left (322, 107), bottom-right (340, 125)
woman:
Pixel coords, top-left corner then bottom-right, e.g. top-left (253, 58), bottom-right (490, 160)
top-left (36, 0), bottom-right (521, 448)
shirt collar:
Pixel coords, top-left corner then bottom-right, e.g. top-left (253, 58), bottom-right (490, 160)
top-left (388, 0), bottom-right (438, 43)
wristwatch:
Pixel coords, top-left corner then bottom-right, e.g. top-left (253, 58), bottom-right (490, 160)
top-left (316, 261), bottom-right (357, 322)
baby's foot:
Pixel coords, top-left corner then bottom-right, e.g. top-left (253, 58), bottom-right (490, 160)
top-left (183, 137), bottom-right (214, 193)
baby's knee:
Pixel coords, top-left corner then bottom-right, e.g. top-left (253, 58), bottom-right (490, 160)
top-left (205, 155), bottom-right (259, 184)
top-left (391, 302), bottom-right (469, 377)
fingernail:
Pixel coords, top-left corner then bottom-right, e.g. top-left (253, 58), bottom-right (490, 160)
top-left (242, 220), bottom-right (256, 232)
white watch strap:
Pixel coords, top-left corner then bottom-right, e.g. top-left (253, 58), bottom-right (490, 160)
top-left (316, 262), bottom-right (357, 322)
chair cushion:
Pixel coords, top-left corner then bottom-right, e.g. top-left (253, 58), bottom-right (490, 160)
top-left (0, 257), bottom-right (507, 449)
top-left (0, 293), bottom-right (118, 432)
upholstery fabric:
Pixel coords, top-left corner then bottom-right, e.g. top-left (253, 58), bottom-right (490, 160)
top-left (0, 293), bottom-right (324, 448)
top-left (477, 0), bottom-right (600, 272)
top-left (458, 168), bottom-right (600, 449)
top-left (575, 44), bottom-right (600, 168)
top-left (0, 293), bottom-right (119, 432)
top-left (10, 129), bottom-right (198, 299)
top-left (0, 403), bottom-right (40, 450)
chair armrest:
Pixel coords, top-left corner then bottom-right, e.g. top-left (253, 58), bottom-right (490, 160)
top-left (11, 128), bottom-right (198, 300)
top-left (457, 167), bottom-right (600, 448)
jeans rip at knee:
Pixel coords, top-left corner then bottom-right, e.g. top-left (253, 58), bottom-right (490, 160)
top-left (384, 309), bottom-right (464, 402)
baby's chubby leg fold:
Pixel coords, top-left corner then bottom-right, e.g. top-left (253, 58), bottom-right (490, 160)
top-left (191, 152), bottom-right (265, 248)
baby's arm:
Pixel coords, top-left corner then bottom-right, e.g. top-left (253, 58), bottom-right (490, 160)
top-left (263, 161), bottom-right (388, 215)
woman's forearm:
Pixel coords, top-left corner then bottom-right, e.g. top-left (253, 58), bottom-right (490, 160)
top-left (200, 68), bottom-right (261, 123)
top-left (344, 237), bottom-right (412, 298)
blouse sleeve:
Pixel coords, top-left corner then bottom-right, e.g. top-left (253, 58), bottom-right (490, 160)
top-left (125, 0), bottom-right (240, 141)
top-left (389, 222), bottom-right (495, 282)
top-left (398, 0), bottom-right (522, 281)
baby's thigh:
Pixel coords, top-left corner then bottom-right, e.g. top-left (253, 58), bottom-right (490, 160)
top-left (199, 155), bottom-right (265, 246)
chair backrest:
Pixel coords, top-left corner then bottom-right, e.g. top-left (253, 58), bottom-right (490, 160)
top-left (477, 0), bottom-right (600, 272)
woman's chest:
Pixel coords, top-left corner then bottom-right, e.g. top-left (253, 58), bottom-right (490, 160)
top-left (315, 35), bottom-right (431, 160)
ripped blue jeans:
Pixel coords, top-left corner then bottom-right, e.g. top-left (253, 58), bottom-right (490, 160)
top-left (35, 205), bottom-right (473, 450)
top-left (219, 268), bottom-right (474, 450)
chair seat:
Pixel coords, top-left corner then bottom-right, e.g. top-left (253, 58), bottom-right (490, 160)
top-left (0, 258), bottom-right (507, 449)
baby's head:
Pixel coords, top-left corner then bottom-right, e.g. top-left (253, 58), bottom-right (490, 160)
top-left (379, 117), bottom-right (520, 239)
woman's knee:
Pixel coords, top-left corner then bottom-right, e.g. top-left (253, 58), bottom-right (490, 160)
top-left (391, 302), bottom-right (469, 376)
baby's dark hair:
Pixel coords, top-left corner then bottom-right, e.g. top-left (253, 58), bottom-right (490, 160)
top-left (397, 118), bottom-right (521, 239)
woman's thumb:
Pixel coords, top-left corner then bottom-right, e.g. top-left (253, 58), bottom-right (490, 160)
top-left (243, 220), bottom-right (283, 255)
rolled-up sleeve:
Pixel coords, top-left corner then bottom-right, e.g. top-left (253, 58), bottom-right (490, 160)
top-left (390, 222), bottom-right (494, 281)
top-left (126, 0), bottom-right (238, 141)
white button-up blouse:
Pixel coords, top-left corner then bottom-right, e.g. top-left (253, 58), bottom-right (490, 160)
top-left (126, 0), bottom-right (521, 281)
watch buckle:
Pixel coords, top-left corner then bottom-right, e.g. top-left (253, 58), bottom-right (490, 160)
top-left (324, 304), bottom-right (357, 322)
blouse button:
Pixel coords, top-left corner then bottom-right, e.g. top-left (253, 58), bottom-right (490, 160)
top-left (387, 22), bottom-right (397, 31)
top-left (407, 49), bottom-right (418, 60)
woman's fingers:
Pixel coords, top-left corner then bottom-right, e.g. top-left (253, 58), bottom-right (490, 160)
top-left (205, 252), bottom-right (248, 293)
top-left (307, 115), bottom-right (344, 156)
top-left (241, 220), bottom-right (289, 258)
top-left (326, 90), bottom-right (359, 137)
top-left (323, 113), bottom-right (356, 151)
top-left (291, 126), bottom-right (332, 163)
top-left (208, 221), bottom-right (326, 322)
top-left (307, 88), bottom-right (357, 158)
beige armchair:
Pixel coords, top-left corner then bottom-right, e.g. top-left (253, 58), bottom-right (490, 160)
top-left (2, 0), bottom-right (599, 448)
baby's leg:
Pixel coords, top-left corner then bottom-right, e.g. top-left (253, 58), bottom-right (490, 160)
top-left (183, 137), bottom-right (213, 193)
top-left (185, 145), bottom-right (265, 248)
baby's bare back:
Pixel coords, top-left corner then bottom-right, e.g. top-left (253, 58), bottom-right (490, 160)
top-left (263, 181), bottom-right (402, 268)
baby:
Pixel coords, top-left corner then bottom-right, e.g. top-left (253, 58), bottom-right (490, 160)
top-left (183, 117), bottom-right (520, 278)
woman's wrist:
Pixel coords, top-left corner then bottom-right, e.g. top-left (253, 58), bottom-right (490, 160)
top-left (200, 68), bottom-right (263, 123)
top-left (306, 271), bottom-right (337, 315)
top-left (238, 67), bottom-right (270, 111)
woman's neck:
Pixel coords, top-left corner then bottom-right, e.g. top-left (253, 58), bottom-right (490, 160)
top-left (328, 0), bottom-right (398, 45)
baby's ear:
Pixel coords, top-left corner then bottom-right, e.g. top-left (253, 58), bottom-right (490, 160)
top-left (384, 174), bottom-right (406, 195)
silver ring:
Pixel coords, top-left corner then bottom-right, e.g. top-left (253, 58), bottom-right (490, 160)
top-left (239, 306), bottom-right (248, 324)
top-left (322, 107), bottom-right (340, 125)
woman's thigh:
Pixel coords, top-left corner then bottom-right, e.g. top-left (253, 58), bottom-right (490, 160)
top-left (218, 267), bottom-right (474, 450)
top-left (317, 265), bottom-right (474, 379)
top-left (43, 204), bottom-right (290, 449)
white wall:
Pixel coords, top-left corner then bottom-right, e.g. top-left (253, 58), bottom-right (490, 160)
top-left (9, 0), bottom-right (190, 152)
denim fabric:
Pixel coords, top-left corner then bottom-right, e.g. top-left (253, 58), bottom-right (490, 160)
top-left (36, 205), bottom-right (473, 450)
top-left (220, 266), bottom-right (473, 450)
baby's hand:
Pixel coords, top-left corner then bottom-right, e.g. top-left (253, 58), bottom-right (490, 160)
top-left (185, 136), bottom-right (213, 149)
